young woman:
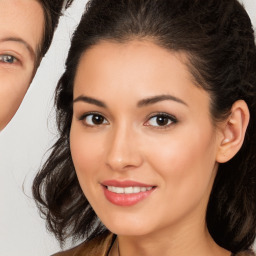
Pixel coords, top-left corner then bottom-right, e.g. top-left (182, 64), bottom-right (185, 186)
top-left (33, 0), bottom-right (256, 255)
top-left (0, 0), bottom-right (73, 131)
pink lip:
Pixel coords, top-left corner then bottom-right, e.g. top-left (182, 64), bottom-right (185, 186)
top-left (101, 180), bottom-right (156, 206)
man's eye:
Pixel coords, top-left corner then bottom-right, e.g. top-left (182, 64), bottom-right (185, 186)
top-left (146, 113), bottom-right (177, 127)
top-left (82, 114), bottom-right (108, 126)
top-left (0, 54), bottom-right (18, 64)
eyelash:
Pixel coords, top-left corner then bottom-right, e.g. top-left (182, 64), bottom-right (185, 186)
top-left (78, 112), bottom-right (109, 127)
top-left (144, 112), bottom-right (177, 129)
top-left (78, 112), bottom-right (177, 129)
top-left (0, 54), bottom-right (19, 64)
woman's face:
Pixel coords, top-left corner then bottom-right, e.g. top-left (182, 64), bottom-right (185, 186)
top-left (70, 41), bottom-right (222, 237)
top-left (0, 0), bottom-right (44, 130)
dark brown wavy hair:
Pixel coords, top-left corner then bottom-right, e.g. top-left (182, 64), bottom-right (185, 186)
top-left (33, 0), bottom-right (256, 253)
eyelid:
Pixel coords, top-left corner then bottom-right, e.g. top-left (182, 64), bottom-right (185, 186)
top-left (78, 111), bottom-right (109, 127)
top-left (0, 54), bottom-right (18, 62)
top-left (0, 52), bottom-right (20, 65)
top-left (78, 111), bottom-right (104, 120)
top-left (144, 112), bottom-right (178, 128)
top-left (0, 39), bottom-right (35, 64)
top-left (0, 45), bottom-right (28, 61)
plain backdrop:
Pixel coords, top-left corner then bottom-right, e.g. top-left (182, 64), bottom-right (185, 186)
top-left (0, 0), bottom-right (255, 255)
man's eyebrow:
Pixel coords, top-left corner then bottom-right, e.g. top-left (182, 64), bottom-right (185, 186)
top-left (0, 37), bottom-right (36, 60)
top-left (137, 94), bottom-right (188, 107)
top-left (73, 95), bottom-right (107, 108)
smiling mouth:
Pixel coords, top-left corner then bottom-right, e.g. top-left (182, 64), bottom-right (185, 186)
top-left (102, 184), bottom-right (156, 206)
top-left (106, 186), bottom-right (154, 194)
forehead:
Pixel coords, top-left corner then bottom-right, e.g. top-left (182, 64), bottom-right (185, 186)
top-left (0, 0), bottom-right (44, 60)
top-left (75, 40), bottom-right (195, 93)
top-left (74, 40), bottom-right (211, 113)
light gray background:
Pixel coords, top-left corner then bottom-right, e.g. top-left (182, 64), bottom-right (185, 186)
top-left (0, 0), bottom-right (255, 255)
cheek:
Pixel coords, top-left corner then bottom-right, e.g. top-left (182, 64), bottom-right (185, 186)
top-left (70, 125), bottom-right (104, 190)
top-left (145, 124), bottom-right (218, 200)
top-left (0, 74), bottom-right (31, 129)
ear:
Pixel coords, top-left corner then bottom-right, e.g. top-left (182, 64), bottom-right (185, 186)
top-left (216, 100), bottom-right (250, 163)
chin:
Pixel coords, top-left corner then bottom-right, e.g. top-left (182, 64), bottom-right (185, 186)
top-left (109, 227), bottom-right (151, 237)
top-left (0, 119), bottom-right (9, 131)
top-left (102, 217), bottom-right (154, 237)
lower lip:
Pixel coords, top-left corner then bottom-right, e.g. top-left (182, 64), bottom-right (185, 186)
top-left (103, 186), bottom-right (155, 206)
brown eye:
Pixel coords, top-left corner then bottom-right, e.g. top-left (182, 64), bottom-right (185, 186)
top-left (155, 116), bottom-right (170, 126)
top-left (146, 113), bottom-right (177, 127)
top-left (82, 114), bottom-right (108, 126)
top-left (92, 115), bottom-right (104, 124)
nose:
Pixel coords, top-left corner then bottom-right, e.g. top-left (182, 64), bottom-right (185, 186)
top-left (105, 125), bottom-right (143, 171)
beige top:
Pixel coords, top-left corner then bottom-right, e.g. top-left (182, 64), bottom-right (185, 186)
top-left (52, 232), bottom-right (255, 256)
top-left (52, 232), bottom-right (115, 256)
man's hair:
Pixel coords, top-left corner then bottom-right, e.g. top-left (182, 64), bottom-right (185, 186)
top-left (37, 0), bottom-right (74, 62)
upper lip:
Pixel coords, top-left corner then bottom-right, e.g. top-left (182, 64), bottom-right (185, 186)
top-left (101, 180), bottom-right (155, 187)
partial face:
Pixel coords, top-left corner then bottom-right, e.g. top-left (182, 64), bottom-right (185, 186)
top-left (0, 0), bottom-right (44, 130)
top-left (70, 41), bottom-right (222, 237)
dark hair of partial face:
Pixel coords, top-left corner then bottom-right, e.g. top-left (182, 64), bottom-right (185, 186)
top-left (32, 0), bottom-right (256, 252)
top-left (35, 0), bottom-right (74, 66)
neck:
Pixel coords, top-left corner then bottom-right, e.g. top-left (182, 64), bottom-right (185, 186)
top-left (112, 221), bottom-right (230, 256)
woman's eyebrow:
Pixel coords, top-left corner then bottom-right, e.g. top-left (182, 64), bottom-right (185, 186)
top-left (137, 94), bottom-right (188, 107)
top-left (0, 37), bottom-right (35, 60)
top-left (73, 95), bottom-right (107, 108)
top-left (73, 94), bottom-right (187, 108)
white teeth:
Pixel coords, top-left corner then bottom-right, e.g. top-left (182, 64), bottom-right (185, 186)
top-left (107, 186), bottom-right (153, 194)
top-left (116, 187), bottom-right (124, 193)
top-left (133, 186), bottom-right (140, 193)
top-left (124, 187), bottom-right (133, 194)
